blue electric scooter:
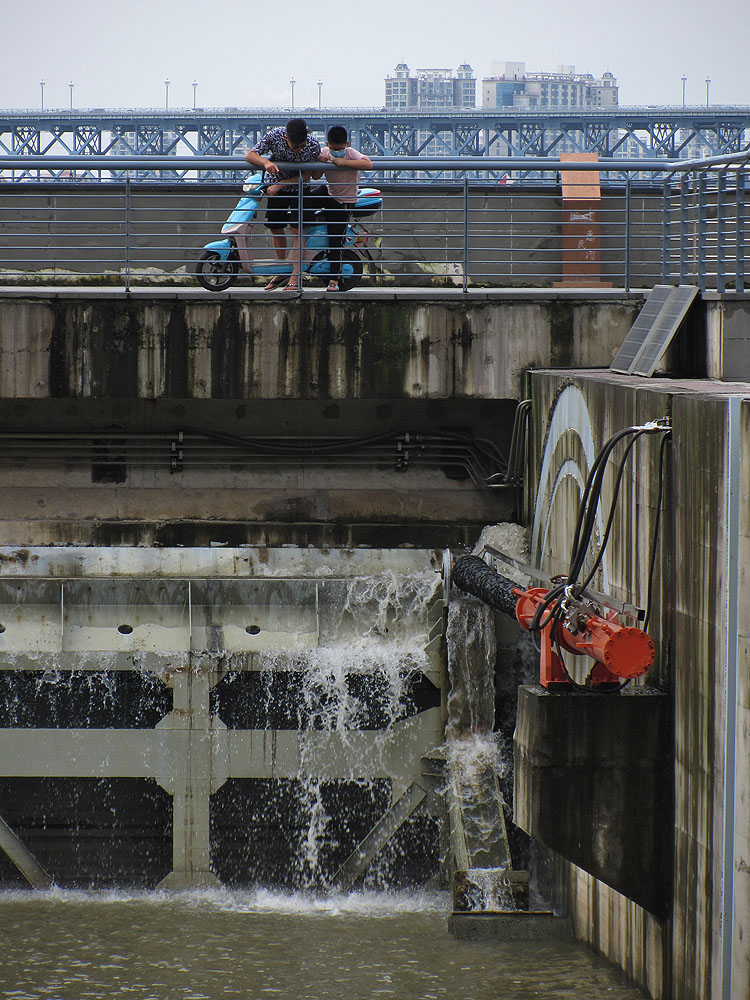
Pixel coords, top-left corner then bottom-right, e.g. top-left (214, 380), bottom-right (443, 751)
top-left (196, 173), bottom-right (382, 291)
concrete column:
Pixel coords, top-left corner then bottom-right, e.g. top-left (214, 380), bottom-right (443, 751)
top-left (157, 659), bottom-right (224, 888)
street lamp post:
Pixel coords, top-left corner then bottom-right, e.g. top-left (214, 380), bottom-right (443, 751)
top-left (40, 80), bottom-right (45, 111)
top-left (290, 78), bottom-right (295, 110)
top-left (317, 79), bottom-right (323, 109)
top-left (69, 82), bottom-right (74, 111)
top-left (705, 76), bottom-right (711, 107)
top-left (164, 78), bottom-right (170, 110)
top-left (681, 74), bottom-right (687, 108)
top-left (192, 81), bottom-right (198, 110)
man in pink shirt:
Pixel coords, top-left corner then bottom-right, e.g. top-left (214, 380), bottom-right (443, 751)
top-left (313, 126), bottom-right (373, 291)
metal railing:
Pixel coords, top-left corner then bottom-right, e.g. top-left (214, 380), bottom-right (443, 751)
top-left (0, 153), bottom-right (748, 292)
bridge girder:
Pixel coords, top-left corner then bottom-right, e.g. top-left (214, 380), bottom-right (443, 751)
top-left (0, 110), bottom-right (747, 179)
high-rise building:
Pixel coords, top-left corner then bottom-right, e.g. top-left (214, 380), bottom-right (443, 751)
top-left (482, 62), bottom-right (618, 109)
top-left (385, 64), bottom-right (476, 110)
top-left (385, 63), bottom-right (417, 110)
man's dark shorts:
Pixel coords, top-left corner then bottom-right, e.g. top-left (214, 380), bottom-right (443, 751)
top-left (264, 189), bottom-right (318, 231)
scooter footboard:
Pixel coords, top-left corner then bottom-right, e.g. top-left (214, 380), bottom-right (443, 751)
top-left (308, 256), bottom-right (356, 278)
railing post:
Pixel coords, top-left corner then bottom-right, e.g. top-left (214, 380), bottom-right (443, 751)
top-left (125, 174), bottom-right (131, 292)
top-left (662, 179), bottom-right (671, 284)
top-left (698, 171), bottom-right (707, 293)
top-left (624, 176), bottom-right (631, 294)
top-left (736, 169), bottom-right (745, 294)
top-left (297, 171), bottom-right (304, 293)
top-left (717, 169), bottom-right (727, 294)
top-left (463, 176), bottom-right (469, 293)
top-left (679, 173), bottom-right (689, 285)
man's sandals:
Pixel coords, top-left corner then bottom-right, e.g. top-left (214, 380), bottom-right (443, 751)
top-left (263, 275), bottom-right (288, 291)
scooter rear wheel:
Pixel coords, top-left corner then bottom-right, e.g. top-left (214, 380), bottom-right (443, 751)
top-left (309, 249), bottom-right (364, 291)
top-left (196, 250), bottom-right (238, 291)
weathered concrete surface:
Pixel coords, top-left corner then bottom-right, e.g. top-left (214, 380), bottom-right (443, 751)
top-left (704, 295), bottom-right (750, 381)
top-left (0, 293), bottom-right (643, 401)
top-left (514, 685), bottom-right (671, 916)
top-left (526, 370), bottom-right (750, 1000)
top-left (0, 182), bottom-right (664, 287)
top-left (0, 292), bottom-right (645, 548)
top-left (0, 395), bottom-right (515, 548)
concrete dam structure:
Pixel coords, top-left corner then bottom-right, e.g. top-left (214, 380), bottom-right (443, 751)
top-left (0, 286), bottom-right (748, 999)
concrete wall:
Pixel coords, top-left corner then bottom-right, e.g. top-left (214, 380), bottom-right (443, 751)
top-left (0, 183), bottom-right (665, 287)
top-left (525, 370), bottom-right (750, 1000)
top-left (705, 295), bottom-right (750, 381)
top-left (0, 293), bottom-right (641, 401)
top-left (0, 292), bottom-right (640, 548)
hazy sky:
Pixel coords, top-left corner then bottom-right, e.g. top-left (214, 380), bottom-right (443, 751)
top-left (2, 0), bottom-right (748, 111)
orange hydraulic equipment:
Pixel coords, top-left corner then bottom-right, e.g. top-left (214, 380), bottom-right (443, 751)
top-left (450, 554), bottom-right (655, 692)
top-left (513, 585), bottom-right (655, 691)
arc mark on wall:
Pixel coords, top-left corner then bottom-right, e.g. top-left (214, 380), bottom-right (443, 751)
top-left (531, 384), bottom-right (609, 593)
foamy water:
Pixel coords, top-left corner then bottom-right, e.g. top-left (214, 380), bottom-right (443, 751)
top-left (0, 885), bottom-right (449, 916)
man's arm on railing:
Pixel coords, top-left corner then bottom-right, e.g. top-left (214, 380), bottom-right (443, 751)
top-left (245, 149), bottom-right (279, 174)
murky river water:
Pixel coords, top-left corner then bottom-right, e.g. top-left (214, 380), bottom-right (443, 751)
top-left (0, 889), bottom-right (645, 999)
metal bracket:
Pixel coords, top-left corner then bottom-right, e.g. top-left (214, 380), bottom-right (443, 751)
top-left (476, 543), bottom-right (645, 622)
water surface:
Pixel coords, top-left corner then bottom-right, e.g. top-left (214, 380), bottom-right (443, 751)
top-left (0, 889), bottom-right (645, 999)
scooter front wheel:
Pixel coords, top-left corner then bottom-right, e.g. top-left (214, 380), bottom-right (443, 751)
top-left (196, 250), bottom-right (238, 291)
top-left (309, 249), bottom-right (364, 291)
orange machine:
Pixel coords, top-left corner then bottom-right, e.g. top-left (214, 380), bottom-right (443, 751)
top-left (514, 586), bottom-right (655, 691)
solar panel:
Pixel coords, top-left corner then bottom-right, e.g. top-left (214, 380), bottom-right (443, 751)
top-left (631, 285), bottom-right (699, 376)
top-left (610, 284), bottom-right (698, 376)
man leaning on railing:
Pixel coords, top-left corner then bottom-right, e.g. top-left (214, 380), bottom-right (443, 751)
top-left (244, 118), bottom-right (321, 291)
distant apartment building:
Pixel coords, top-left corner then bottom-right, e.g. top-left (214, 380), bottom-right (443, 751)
top-left (482, 62), bottom-right (618, 109)
top-left (385, 64), bottom-right (476, 109)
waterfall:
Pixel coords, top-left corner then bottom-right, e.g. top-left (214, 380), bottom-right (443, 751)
top-left (216, 567), bottom-right (443, 890)
top-left (0, 548), bottom-right (447, 892)
top-left (443, 522), bottom-right (531, 912)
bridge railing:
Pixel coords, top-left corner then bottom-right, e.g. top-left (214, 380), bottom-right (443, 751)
top-left (0, 155), bottom-right (747, 292)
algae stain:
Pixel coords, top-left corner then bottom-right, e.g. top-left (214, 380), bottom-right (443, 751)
top-left (359, 306), bottom-right (411, 397)
top-left (549, 302), bottom-right (575, 368)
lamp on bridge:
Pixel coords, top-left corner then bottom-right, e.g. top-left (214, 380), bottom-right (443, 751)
top-left (705, 76), bottom-right (711, 107)
top-left (290, 78), bottom-right (295, 110)
top-left (69, 82), bottom-right (74, 112)
top-left (164, 78), bottom-right (170, 111)
top-left (39, 80), bottom-right (45, 112)
top-left (318, 80), bottom-right (323, 109)
top-left (192, 81), bottom-right (198, 110)
top-left (681, 74), bottom-right (687, 108)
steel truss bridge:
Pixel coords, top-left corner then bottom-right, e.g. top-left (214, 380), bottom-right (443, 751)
top-left (2, 107), bottom-right (749, 182)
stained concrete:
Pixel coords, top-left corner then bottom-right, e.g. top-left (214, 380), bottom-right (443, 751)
top-left (0, 293), bottom-right (643, 400)
top-left (514, 685), bottom-right (671, 917)
top-left (526, 370), bottom-right (750, 1000)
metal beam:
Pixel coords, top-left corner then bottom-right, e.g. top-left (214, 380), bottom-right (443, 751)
top-left (0, 108), bottom-right (747, 173)
top-left (329, 781), bottom-right (426, 890)
top-left (0, 813), bottom-right (52, 889)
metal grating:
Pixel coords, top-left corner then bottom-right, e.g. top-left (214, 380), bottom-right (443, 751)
top-left (610, 284), bottom-right (698, 376)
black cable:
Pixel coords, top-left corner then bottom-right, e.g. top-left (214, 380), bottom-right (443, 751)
top-left (566, 425), bottom-right (646, 586)
top-left (577, 429), bottom-right (648, 595)
top-left (182, 425), bottom-right (508, 470)
top-left (643, 431), bottom-right (671, 632)
top-left (529, 424), bottom-right (667, 654)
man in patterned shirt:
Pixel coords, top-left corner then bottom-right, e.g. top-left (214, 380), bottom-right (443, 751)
top-left (245, 118), bottom-right (321, 290)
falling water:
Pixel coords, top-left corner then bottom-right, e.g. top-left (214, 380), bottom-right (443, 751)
top-left (443, 523), bottom-right (533, 912)
top-left (237, 567), bottom-right (443, 889)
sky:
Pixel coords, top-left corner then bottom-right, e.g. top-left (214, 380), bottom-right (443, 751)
top-left (1, 0), bottom-right (749, 111)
